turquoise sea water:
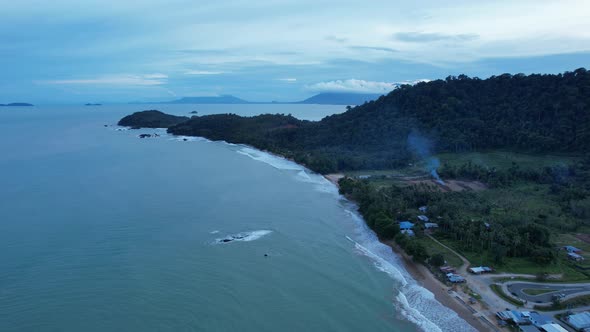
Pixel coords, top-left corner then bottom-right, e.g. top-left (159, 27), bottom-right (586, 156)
top-left (0, 104), bottom-right (475, 332)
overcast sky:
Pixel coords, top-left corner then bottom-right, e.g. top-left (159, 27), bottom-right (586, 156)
top-left (1, 0), bottom-right (590, 103)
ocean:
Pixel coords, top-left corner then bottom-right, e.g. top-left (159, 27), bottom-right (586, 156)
top-left (0, 104), bottom-right (475, 332)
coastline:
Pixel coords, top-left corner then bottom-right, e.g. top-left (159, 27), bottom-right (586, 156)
top-left (384, 240), bottom-right (494, 332)
top-left (324, 173), bottom-right (492, 331)
top-left (122, 126), bottom-right (492, 331)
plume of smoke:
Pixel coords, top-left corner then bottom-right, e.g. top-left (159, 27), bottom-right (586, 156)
top-left (407, 130), bottom-right (444, 185)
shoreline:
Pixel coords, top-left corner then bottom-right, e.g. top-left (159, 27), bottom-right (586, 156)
top-left (385, 240), bottom-right (494, 332)
top-left (122, 127), bottom-right (492, 331)
top-left (324, 172), bottom-right (492, 331)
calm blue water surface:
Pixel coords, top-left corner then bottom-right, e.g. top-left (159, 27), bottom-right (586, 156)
top-left (0, 104), bottom-right (474, 332)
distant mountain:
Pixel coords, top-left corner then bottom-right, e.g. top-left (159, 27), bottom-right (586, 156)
top-left (0, 102), bottom-right (34, 107)
top-left (296, 93), bottom-right (382, 105)
top-left (133, 93), bottom-right (382, 105)
top-left (85, 103), bottom-right (102, 106)
top-left (163, 95), bottom-right (249, 104)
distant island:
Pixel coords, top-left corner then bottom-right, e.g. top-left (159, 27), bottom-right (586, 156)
top-left (132, 92), bottom-right (384, 106)
top-left (85, 103), bottom-right (102, 106)
top-left (295, 92), bottom-right (381, 105)
top-left (118, 110), bottom-right (189, 128)
top-left (0, 102), bottom-right (34, 107)
top-left (163, 95), bottom-right (249, 104)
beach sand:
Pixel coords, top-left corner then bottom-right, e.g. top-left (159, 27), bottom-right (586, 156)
top-left (385, 241), bottom-right (495, 332)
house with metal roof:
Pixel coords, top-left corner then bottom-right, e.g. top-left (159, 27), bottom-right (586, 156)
top-left (528, 312), bottom-right (553, 327)
top-left (417, 215), bottom-right (429, 222)
top-left (566, 311), bottom-right (590, 330)
top-left (424, 222), bottom-right (439, 229)
top-left (568, 252), bottom-right (585, 261)
top-left (564, 246), bottom-right (582, 253)
top-left (399, 221), bottom-right (414, 230)
top-left (540, 323), bottom-right (567, 332)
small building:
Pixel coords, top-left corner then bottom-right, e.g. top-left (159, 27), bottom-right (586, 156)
top-left (424, 223), bottom-right (439, 229)
top-left (446, 273), bottom-right (465, 283)
top-left (540, 323), bottom-right (567, 332)
top-left (566, 311), bottom-right (590, 330)
top-left (529, 312), bottom-right (553, 327)
top-left (417, 215), bottom-right (430, 222)
top-left (568, 252), bottom-right (585, 261)
top-left (564, 246), bottom-right (582, 253)
top-left (419, 206), bottom-right (427, 212)
top-left (468, 266), bottom-right (493, 274)
top-left (399, 221), bottom-right (414, 230)
top-left (519, 325), bottom-right (540, 332)
top-left (497, 310), bottom-right (531, 325)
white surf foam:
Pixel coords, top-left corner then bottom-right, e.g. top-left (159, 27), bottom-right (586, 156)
top-left (237, 147), bottom-right (303, 171)
top-left (236, 147), bottom-right (338, 195)
top-left (342, 207), bottom-right (476, 332)
top-left (169, 135), bottom-right (210, 142)
top-left (210, 230), bottom-right (220, 234)
top-left (215, 230), bottom-right (272, 244)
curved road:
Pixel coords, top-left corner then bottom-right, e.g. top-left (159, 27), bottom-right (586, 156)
top-left (507, 282), bottom-right (590, 303)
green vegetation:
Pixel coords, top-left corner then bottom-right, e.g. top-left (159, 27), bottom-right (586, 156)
top-left (490, 284), bottom-right (524, 306)
top-left (118, 110), bottom-right (189, 128)
top-left (522, 288), bottom-right (557, 296)
top-left (121, 69), bottom-right (590, 276)
top-left (157, 68), bottom-right (590, 173)
top-left (534, 294), bottom-right (590, 311)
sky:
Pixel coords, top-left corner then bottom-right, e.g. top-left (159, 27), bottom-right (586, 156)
top-left (1, 0), bottom-right (590, 104)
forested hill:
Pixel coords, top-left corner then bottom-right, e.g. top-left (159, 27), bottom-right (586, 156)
top-left (325, 68), bottom-right (590, 153)
top-left (123, 68), bottom-right (590, 173)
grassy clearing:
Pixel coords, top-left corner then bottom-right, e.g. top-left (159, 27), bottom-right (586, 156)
top-left (434, 236), bottom-right (590, 282)
top-left (522, 288), bottom-right (557, 296)
top-left (414, 236), bottom-right (463, 268)
top-left (436, 151), bottom-right (580, 171)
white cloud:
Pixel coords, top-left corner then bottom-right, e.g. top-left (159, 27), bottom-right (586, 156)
top-left (277, 78), bottom-right (297, 82)
top-left (184, 70), bottom-right (225, 75)
top-left (40, 74), bottom-right (167, 86)
top-left (306, 79), bottom-right (397, 94)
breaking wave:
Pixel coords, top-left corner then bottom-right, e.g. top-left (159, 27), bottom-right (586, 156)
top-left (214, 230), bottom-right (272, 244)
top-left (343, 208), bottom-right (476, 332)
top-left (236, 147), bottom-right (338, 195)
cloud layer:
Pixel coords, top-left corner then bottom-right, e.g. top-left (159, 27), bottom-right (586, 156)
top-left (306, 79), bottom-right (397, 94)
top-left (2, 0), bottom-right (590, 103)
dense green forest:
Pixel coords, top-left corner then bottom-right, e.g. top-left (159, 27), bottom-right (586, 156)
top-left (162, 68), bottom-right (590, 173)
top-left (339, 155), bottom-right (590, 266)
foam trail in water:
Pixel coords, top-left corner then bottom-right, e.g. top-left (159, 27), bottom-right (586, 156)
top-left (214, 230), bottom-right (272, 244)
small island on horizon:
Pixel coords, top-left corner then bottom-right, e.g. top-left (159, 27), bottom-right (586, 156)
top-left (0, 102), bottom-right (34, 107)
top-left (130, 92), bottom-right (383, 106)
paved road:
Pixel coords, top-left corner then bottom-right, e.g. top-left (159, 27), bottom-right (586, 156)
top-left (507, 282), bottom-right (590, 303)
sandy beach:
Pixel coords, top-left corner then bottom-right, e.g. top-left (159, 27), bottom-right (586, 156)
top-left (385, 240), bottom-right (495, 332)
top-left (326, 173), bottom-right (497, 331)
